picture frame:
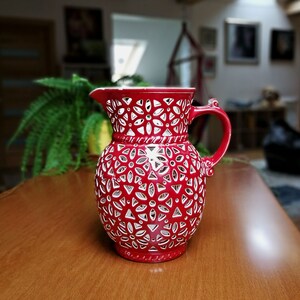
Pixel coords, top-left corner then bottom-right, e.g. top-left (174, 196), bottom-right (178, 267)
top-left (203, 55), bottom-right (217, 78)
top-left (64, 6), bottom-right (105, 63)
top-left (200, 27), bottom-right (217, 50)
top-left (225, 18), bottom-right (260, 64)
top-left (270, 29), bottom-right (295, 61)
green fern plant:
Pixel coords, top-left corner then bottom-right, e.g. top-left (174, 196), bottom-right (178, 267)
top-left (9, 73), bottom-right (150, 178)
top-left (8, 74), bottom-right (110, 177)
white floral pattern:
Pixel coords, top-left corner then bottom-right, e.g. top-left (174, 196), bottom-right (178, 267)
top-left (95, 142), bottom-right (207, 262)
top-left (106, 97), bottom-right (191, 140)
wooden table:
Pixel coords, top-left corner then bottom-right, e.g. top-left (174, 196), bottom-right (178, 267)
top-left (1, 162), bottom-right (300, 299)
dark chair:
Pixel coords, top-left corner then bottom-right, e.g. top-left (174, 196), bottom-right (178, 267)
top-left (263, 119), bottom-right (300, 174)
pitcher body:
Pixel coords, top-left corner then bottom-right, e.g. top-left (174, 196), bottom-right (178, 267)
top-left (90, 87), bottom-right (231, 262)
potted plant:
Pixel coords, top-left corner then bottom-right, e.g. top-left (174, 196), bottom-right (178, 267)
top-left (7, 74), bottom-right (105, 177)
top-left (8, 74), bottom-right (150, 178)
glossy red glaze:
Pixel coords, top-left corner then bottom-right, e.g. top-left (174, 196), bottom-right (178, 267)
top-left (90, 87), bottom-right (231, 262)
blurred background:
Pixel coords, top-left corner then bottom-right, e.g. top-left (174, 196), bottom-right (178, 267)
top-left (0, 0), bottom-right (299, 191)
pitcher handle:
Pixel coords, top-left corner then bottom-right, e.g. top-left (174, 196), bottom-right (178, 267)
top-left (189, 98), bottom-right (231, 176)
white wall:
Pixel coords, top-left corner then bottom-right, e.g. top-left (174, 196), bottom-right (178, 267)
top-left (190, 0), bottom-right (300, 106)
top-left (0, 0), bottom-right (184, 67)
top-left (113, 15), bottom-right (182, 85)
top-left (1, 0), bottom-right (299, 109)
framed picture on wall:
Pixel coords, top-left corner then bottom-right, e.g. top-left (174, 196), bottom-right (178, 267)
top-left (203, 55), bottom-right (217, 77)
top-left (200, 27), bottom-right (217, 50)
top-left (270, 29), bottom-right (295, 61)
top-left (225, 18), bottom-right (260, 64)
top-left (64, 6), bottom-right (105, 63)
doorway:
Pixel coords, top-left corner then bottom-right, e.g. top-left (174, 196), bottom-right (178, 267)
top-left (112, 14), bottom-right (182, 86)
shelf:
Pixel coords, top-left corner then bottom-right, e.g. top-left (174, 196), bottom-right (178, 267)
top-left (209, 106), bottom-right (286, 151)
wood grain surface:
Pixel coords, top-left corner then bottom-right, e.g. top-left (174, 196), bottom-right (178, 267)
top-left (1, 162), bottom-right (300, 299)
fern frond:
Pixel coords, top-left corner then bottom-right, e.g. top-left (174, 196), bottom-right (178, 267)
top-left (8, 88), bottom-right (70, 146)
top-left (35, 74), bottom-right (98, 92)
top-left (51, 123), bottom-right (74, 174)
top-left (32, 106), bottom-right (70, 176)
top-left (42, 132), bottom-right (73, 175)
top-left (43, 136), bottom-right (63, 173)
top-left (56, 123), bottom-right (77, 173)
top-left (71, 73), bottom-right (97, 91)
top-left (20, 125), bottom-right (41, 177)
top-left (35, 77), bottom-right (73, 90)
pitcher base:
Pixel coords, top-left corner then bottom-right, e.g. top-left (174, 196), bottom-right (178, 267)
top-left (115, 243), bottom-right (187, 263)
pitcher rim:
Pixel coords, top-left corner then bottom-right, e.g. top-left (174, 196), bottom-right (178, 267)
top-left (90, 86), bottom-right (195, 94)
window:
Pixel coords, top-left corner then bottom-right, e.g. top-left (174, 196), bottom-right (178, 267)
top-left (112, 39), bottom-right (147, 82)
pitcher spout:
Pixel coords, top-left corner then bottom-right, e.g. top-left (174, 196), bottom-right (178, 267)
top-left (89, 88), bottom-right (109, 110)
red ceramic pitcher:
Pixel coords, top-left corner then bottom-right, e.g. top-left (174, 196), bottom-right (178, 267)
top-left (90, 87), bottom-right (231, 263)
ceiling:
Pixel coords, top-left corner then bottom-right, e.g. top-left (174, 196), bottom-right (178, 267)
top-left (284, 0), bottom-right (300, 15)
top-left (177, 0), bottom-right (300, 15)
